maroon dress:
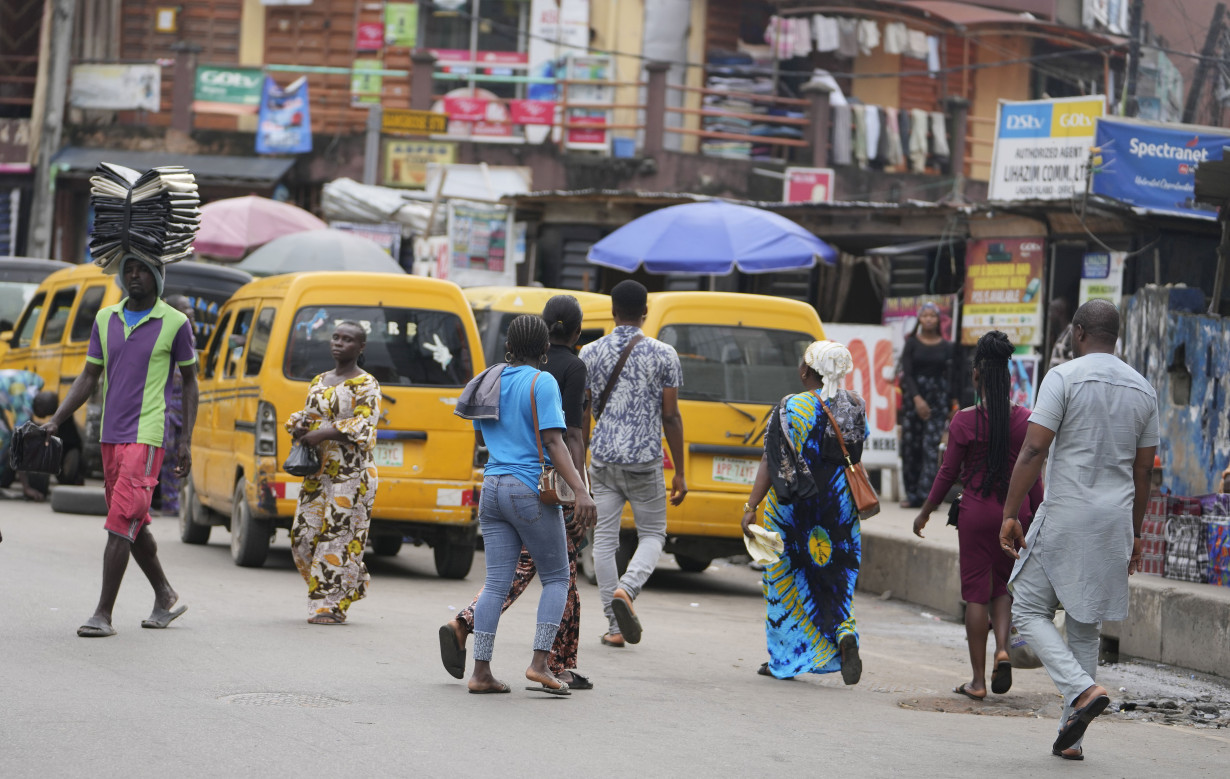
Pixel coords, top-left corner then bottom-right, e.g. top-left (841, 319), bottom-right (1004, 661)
top-left (927, 405), bottom-right (1042, 604)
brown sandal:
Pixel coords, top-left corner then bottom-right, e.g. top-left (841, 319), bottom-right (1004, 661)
top-left (308, 613), bottom-right (345, 625)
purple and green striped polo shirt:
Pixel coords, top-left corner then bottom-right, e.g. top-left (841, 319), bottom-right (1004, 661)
top-left (86, 298), bottom-right (196, 447)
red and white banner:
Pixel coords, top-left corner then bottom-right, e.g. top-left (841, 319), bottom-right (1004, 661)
top-left (822, 324), bottom-right (899, 468)
top-left (442, 96), bottom-right (489, 122)
top-left (508, 99), bottom-right (556, 126)
top-left (430, 49), bottom-right (529, 66)
top-left (783, 167), bottom-right (835, 203)
top-left (356, 22), bottom-right (384, 52)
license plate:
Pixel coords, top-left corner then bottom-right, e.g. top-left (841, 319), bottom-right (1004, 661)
top-left (712, 456), bottom-right (757, 486)
top-left (374, 440), bottom-right (403, 468)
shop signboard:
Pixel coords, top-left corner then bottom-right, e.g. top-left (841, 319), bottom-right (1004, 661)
top-left (69, 64), bottom-right (161, 112)
top-left (822, 324), bottom-right (898, 468)
top-left (256, 76), bottom-right (312, 154)
top-left (1091, 116), bottom-right (1230, 219)
top-left (508, 99), bottom-right (556, 126)
top-left (193, 66), bottom-right (262, 114)
top-left (783, 167), bottom-right (835, 203)
top-left (563, 53), bottom-right (613, 151)
top-left (382, 108), bottom-right (448, 135)
top-left (384, 3), bottom-right (418, 47)
top-left (383, 140), bottom-right (456, 188)
top-left (988, 96), bottom-right (1104, 201)
top-left (528, 0), bottom-right (588, 102)
top-left (446, 200), bottom-right (517, 286)
top-left (0, 118), bottom-right (31, 167)
top-left (356, 22), bottom-right (385, 52)
top-left (961, 238), bottom-right (1045, 346)
top-left (1078, 250), bottom-right (1126, 306)
top-left (351, 58), bottom-right (383, 106)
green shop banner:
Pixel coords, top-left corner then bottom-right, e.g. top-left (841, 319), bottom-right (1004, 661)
top-left (385, 3), bottom-right (419, 48)
top-left (194, 66), bottom-right (263, 114)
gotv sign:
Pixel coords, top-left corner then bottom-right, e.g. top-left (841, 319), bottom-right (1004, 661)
top-left (989, 96), bottom-right (1105, 201)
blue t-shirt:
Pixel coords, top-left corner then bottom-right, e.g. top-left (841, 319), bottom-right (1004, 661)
top-left (122, 306), bottom-right (153, 328)
top-left (476, 366), bottom-right (566, 492)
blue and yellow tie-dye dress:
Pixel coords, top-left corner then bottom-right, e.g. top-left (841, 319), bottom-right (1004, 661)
top-left (762, 391), bottom-right (862, 679)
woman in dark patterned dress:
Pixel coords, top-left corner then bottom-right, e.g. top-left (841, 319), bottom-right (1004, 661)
top-left (899, 302), bottom-right (961, 508)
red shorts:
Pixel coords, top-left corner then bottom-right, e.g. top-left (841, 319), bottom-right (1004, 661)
top-left (102, 443), bottom-right (165, 542)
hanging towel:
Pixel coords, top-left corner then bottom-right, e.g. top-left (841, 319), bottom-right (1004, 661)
top-left (864, 103), bottom-right (881, 163)
top-left (929, 111), bottom-right (950, 159)
top-left (927, 36), bottom-right (942, 76)
top-left (837, 18), bottom-right (859, 58)
top-left (884, 107), bottom-right (904, 167)
top-left (904, 29), bottom-right (929, 60)
top-left (851, 104), bottom-right (868, 168)
top-left (813, 15), bottom-right (840, 53)
top-left (791, 18), bottom-right (812, 58)
top-left (831, 104), bottom-right (853, 165)
top-left (908, 108), bottom-right (929, 172)
top-left (857, 19), bottom-right (881, 55)
top-left (883, 22), bottom-right (908, 55)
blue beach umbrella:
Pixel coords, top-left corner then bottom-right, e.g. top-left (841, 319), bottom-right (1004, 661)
top-left (587, 200), bottom-right (838, 274)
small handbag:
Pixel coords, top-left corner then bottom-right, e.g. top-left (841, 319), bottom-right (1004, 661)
top-left (8, 421), bottom-right (63, 474)
top-left (283, 442), bottom-right (321, 478)
top-left (817, 397), bottom-right (880, 521)
top-left (529, 373), bottom-right (576, 508)
top-left (947, 493), bottom-right (962, 527)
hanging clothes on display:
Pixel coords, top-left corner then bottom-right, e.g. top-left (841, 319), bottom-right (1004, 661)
top-left (851, 104), bottom-right (868, 168)
top-left (813, 15), bottom-right (840, 53)
top-left (791, 17), bottom-right (813, 58)
top-left (884, 107), bottom-right (905, 168)
top-left (904, 29), bottom-right (930, 60)
top-left (837, 19), bottom-right (860, 58)
top-left (899, 109), bottom-right (913, 160)
top-left (908, 108), bottom-right (929, 172)
top-left (864, 103), bottom-right (881, 164)
top-left (927, 36), bottom-right (942, 76)
top-left (857, 19), bottom-right (881, 55)
top-left (883, 22), bottom-right (908, 55)
top-left (929, 112), bottom-right (951, 160)
top-left (831, 104), bottom-right (853, 165)
top-left (876, 108), bottom-right (893, 165)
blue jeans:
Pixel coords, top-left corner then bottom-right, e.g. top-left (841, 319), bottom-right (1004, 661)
top-left (472, 474), bottom-right (570, 662)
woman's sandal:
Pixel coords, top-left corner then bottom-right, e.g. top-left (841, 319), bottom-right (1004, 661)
top-left (954, 683), bottom-right (986, 701)
top-left (991, 655), bottom-right (1012, 695)
top-left (308, 613), bottom-right (345, 625)
top-left (1052, 746), bottom-right (1084, 761)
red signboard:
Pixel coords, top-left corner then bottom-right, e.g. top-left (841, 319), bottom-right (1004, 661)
top-left (566, 112), bottom-right (607, 145)
top-left (356, 22), bottom-right (385, 52)
top-left (508, 99), bottom-right (556, 126)
top-left (783, 167), bottom-right (835, 203)
top-left (430, 49), bottom-right (529, 66)
top-left (442, 96), bottom-right (489, 122)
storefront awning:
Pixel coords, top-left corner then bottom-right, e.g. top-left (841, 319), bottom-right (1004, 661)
top-left (51, 147), bottom-right (296, 188)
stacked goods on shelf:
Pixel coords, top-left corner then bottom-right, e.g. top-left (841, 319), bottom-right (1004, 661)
top-left (703, 51), bottom-right (801, 160)
top-left (88, 162), bottom-right (201, 273)
top-left (1200, 493), bottom-right (1230, 587)
top-left (1163, 496), bottom-right (1207, 583)
top-left (1140, 495), bottom-right (1169, 576)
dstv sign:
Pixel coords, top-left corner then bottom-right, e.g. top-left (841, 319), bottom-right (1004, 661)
top-left (989, 96), bottom-right (1106, 201)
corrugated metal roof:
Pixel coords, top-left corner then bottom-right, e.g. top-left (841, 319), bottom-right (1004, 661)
top-left (52, 147), bottom-right (295, 185)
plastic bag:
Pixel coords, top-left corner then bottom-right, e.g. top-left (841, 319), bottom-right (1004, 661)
top-left (8, 421), bottom-right (63, 474)
top-left (283, 443), bottom-right (321, 477)
top-left (1007, 611), bottom-right (1066, 670)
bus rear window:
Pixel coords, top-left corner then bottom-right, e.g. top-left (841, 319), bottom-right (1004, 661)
top-left (658, 324), bottom-right (813, 405)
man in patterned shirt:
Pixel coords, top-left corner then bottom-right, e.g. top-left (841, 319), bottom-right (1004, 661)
top-left (44, 256), bottom-right (198, 638)
top-left (581, 280), bottom-right (687, 647)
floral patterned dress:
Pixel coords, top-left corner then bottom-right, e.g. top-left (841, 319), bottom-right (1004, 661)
top-left (285, 372), bottom-right (381, 620)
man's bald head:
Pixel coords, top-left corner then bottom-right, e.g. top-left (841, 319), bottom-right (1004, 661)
top-left (1071, 298), bottom-right (1119, 356)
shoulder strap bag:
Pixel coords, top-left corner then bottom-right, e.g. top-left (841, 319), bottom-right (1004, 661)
top-left (592, 334), bottom-right (645, 423)
top-left (530, 372), bottom-right (576, 508)
top-left (817, 395), bottom-right (880, 521)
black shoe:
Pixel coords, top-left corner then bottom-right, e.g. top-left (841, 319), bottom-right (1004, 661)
top-left (839, 635), bottom-right (862, 685)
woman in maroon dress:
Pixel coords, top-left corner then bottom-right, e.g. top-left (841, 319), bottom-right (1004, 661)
top-left (912, 330), bottom-right (1042, 700)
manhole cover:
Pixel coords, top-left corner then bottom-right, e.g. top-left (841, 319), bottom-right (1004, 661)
top-left (220, 693), bottom-right (348, 708)
top-left (899, 692), bottom-right (1059, 718)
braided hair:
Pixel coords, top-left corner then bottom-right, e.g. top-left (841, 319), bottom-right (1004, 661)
top-left (973, 330), bottom-right (1015, 499)
top-left (542, 294), bottom-right (583, 343)
top-left (505, 314), bottom-right (549, 364)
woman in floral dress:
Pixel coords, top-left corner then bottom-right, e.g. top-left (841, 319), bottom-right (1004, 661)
top-left (285, 321), bottom-right (380, 625)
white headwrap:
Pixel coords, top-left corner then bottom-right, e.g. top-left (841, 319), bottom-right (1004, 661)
top-left (804, 340), bottom-right (853, 401)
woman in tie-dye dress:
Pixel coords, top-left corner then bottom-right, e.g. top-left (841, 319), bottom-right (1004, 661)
top-left (742, 341), bottom-right (866, 684)
top-left (285, 321), bottom-right (380, 624)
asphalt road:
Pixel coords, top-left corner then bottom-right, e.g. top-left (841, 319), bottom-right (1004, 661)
top-left (2, 498), bottom-right (1228, 777)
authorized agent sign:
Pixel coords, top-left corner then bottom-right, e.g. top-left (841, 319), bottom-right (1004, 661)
top-left (988, 96), bottom-right (1104, 201)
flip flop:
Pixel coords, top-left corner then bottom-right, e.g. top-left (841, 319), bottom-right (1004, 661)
top-left (600, 633), bottom-right (625, 647)
top-left (1053, 694), bottom-right (1110, 752)
top-left (758, 662), bottom-right (791, 679)
top-left (839, 635), bottom-right (862, 686)
top-left (954, 683), bottom-right (986, 701)
top-left (77, 624), bottom-right (117, 638)
top-left (438, 624), bottom-right (466, 680)
top-left (991, 657), bottom-right (1013, 694)
top-left (141, 605), bottom-right (188, 629)
top-left (1052, 746), bottom-right (1084, 761)
top-left (560, 671), bottom-right (593, 690)
top-left (307, 613), bottom-right (345, 625)
top-left (468, 682), bottom-right (511, 695)
top-left (610, 594), bottom-right (642, 645)
top-left (526, 682), bottom-right (571, 696)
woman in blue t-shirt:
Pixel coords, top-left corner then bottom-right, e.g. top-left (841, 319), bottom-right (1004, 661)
top-left (468, 315), bottom-right (596, 696)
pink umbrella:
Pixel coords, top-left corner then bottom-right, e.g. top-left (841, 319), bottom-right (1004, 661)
top-left (195, 195), bottom-right (326, 260)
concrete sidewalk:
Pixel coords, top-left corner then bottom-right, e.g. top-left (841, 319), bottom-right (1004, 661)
top-left (859, 503), bottom-right (1230, 679)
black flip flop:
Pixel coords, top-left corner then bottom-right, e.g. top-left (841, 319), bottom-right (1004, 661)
top-left (1053, 694), bottom-right (1110, 752)
top-left (611, 596), bottom-right (642, 645)
top-left (438, 624), bottom-right (466, 680)
top-left (839, 635), bottom-right (862, 685)
top-left (1052, 746), bottom-right (1084, 761)
top-left (600, 633), bottom-right (625, 647)
top-left (526, 682), bottom-right (571, 696)
top-left (141, 604), bottom-right (188, 629)
top-left (561, 671), bottom-right (593, 690)
top-left (468, 682), bottom-right (511, 694)
top-left (991, 658), bottom-right (1012, 694)
top-left (954, 683), bottom-right (986, 701)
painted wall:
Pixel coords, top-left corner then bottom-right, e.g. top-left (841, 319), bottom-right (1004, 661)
top-left (1123, 285), bottom-right (1230, 497)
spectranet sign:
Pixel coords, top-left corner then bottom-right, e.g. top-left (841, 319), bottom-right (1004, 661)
top-left (988, 96), bottom-right (1105, 202)
top-left (382, 108), bottom-right (448, 135)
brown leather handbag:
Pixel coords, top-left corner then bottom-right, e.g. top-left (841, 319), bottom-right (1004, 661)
top-left (818, 397), bottom-right (880, 521)
top-left (529, 373), bottom-right (576, 507)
